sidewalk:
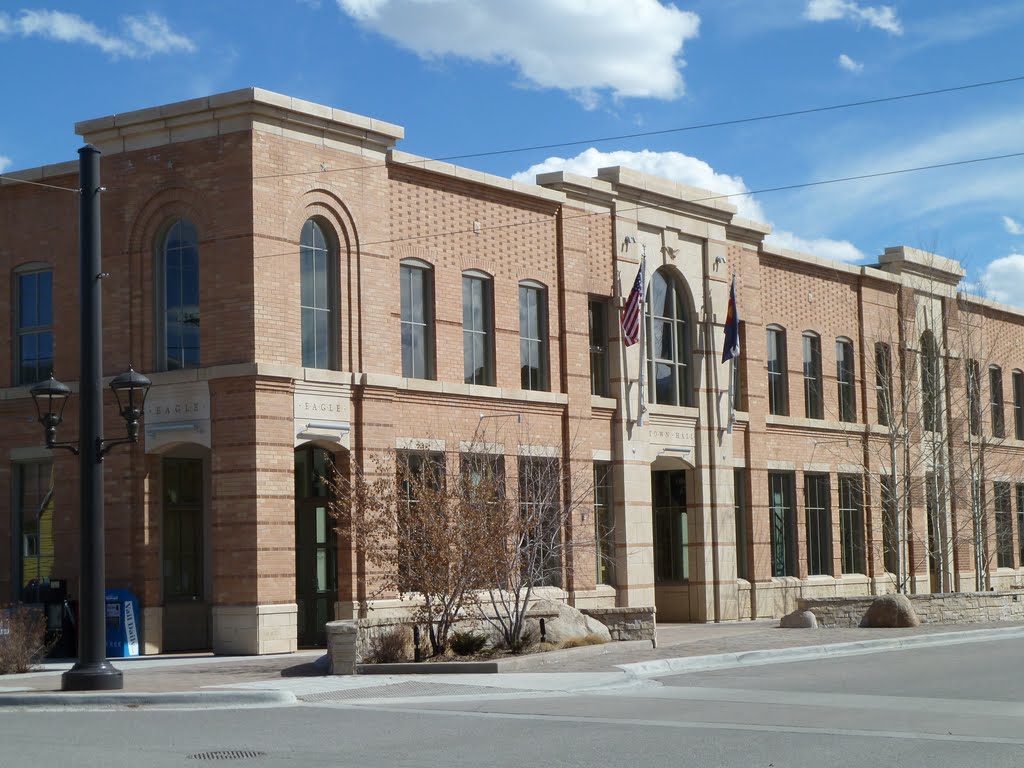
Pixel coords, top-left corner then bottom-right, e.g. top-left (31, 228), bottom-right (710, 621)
top-left (2, 619), bottom-right (1023, 708)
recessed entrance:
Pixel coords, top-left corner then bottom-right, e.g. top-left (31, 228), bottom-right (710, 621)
top-left (295, 446), bottom-right (338, 647)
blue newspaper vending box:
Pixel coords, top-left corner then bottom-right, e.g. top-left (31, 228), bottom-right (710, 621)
top-left (105, 589), bottom-right (140, 658)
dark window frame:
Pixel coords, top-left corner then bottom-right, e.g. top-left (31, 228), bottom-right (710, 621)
top-left (805, 473), bottom-right (832, 576)
top-left (646, 268), bottom-right (693, 407)
top-left (300, 218), bottom-right (338, 370)
top-left (836, 337), bottom-right (856, 423)
top-left (462, 272), bottom-right (495, 386)
top-left (588, 297), bottom-right (610, 397)
top-left (519, 281), bottom-right (549, 391)
top-left (399, 259), bottom-right (436, 380)
top-left (766, 325), bottom-right (788, 416)
top-left (802, 332), bottom-right (823, 420)
top-left (158, 218), bottom-right (201, 372)
top-left (13, 265), bottom-right (54, 386)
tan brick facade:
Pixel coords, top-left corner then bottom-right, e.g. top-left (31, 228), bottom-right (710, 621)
top-left (2, 88), bottom-right (1023, 654)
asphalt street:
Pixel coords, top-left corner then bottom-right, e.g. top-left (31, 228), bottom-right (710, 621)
top-left (3, 636), bottom-right (1022, 767)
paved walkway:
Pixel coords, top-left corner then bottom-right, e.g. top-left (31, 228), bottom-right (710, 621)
top-left (2, 619), bottom-right (1023, 707)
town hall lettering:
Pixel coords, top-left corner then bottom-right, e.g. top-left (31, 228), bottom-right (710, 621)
top-left (301, 401), bottom-right (342, 413)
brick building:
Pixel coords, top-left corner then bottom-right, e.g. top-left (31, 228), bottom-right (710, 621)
top-left (2, 88), bottom-right (1023, 655)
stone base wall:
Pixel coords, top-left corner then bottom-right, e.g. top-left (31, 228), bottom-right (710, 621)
top-left (799, 591), bottom-right (1024, 628)
top-left (212, 603), bottom-right (297, 655)
top-left (580, 606), bottom-right (656, 642)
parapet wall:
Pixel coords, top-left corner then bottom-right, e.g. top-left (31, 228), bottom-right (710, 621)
top-left (799, 591), bottom-right (1024, 628)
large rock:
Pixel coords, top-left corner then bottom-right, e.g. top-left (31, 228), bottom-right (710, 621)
top-left (859, 593), bottom-right (921, 628)
top-left (780, 609), bottom-right (817, 628)
top-left (525, 599), bottom-right (611, 644)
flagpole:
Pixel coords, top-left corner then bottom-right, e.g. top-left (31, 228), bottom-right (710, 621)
top-left (636, 246), bottom-right (647, 427)
top-left (727, 356), bottom-right (735, 434)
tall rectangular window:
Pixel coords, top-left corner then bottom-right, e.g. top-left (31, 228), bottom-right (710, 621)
top-left (594, 462), bottom-right (614, 586)
top-left (836, 338), bottom-right (856, 422)
top-left (734, 469), bottom-right (749, 580)
top-left (519, 283), bottom-right (548, 391)
top-left (875, 342), bottom-right (893, 427)
top-left (967, 359), bottom-right (982, 436)
top-left (768, 472), bottom-right (797, 577)
top-left (589, 298), bottom-right (610, 397)
top-left (766, 327), bottom-right (788, 416)
top-left (803, 333), bottom-right (823, 419)
top-left (995, 481), bottom-right (1013, 569)
top-left (839, 476), bottom-right (865, 574)
top-left (400, 261), bottom-right (435, 379)
top-left (1014, 370), bottom-right (1024, 440)
top-left (15, 269), bottom-right (54, 386)
top-left (805, 474), bottom-right (831, 576)
top-left (1017, 484), bottom-right (1024, 569)
top-left (462, 274), bottom-right (494, 386)
top-left (11, 460), bottom-right (54, 599)
top-left (881, 475), bottom-right (898, 575)
top-left (397, 450), bottom-right (444, 591)
top-left (990, 366), bottom-right (1005, 438)
top-left (163, 458), bottom-right (203, 600)
top-left (653, 470), bottom-right (688, 582)
top-left (519, 457), bottom-right (561, 588)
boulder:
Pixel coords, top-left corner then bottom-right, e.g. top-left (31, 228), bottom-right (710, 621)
top-left (779, 609), bottom-right (818, 629)
top-left (525, 599), bottom-right (612, 644)
top-left (859, 593), bottom-right (921, 628)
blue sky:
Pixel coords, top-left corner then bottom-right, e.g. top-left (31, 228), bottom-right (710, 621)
top-left (3, 1), bottom-right (1024, 304)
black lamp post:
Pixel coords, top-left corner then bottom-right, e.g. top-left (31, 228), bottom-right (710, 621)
top-left (28, 145), bottom-right (151, 692)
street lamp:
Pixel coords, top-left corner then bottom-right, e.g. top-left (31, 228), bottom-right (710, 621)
top-left (26, 145), bottom-right (152, 692)
top-left (30, 368), bottom-right (152, 456)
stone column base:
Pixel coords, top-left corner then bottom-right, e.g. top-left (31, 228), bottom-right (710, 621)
top-left (212, 603), bottom-right (297, 655)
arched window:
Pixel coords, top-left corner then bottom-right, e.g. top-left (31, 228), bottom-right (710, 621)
top-left (300, 218), bottom-right (337, 370)
top-left (400, 259), bottom-right (435, 379)
top-left (646, 268), bottom-right (692, 406)
top-left (920, 331), bottom-right (941, 432)
top-left (159, 219), bottom-right (200, 371)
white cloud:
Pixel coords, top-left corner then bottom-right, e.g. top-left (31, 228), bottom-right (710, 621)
top-left (767, 230), bottom-right (865, 263)
top-left (0, 9), bottom-right (194, 58)
top-left (513, 148), bottom-right (865, 263)
top-left (0, 155), bottom-right (11, 173)
top-left (335, 0), bottom-right (699, 103)
top-left (837, 53), bottom-right (863, 73)
top-left (805, 0), bottom-right (902, 34)
top-left (1003, 216), bottom-right (1024, 235)
top-left (980, 253), bottom-right (1024, 307)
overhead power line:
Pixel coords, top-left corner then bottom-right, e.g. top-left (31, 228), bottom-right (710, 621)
top-left (243, 148), bottom-right (1024, 257)
top-left (251, 73), bottom-right (1024, 182)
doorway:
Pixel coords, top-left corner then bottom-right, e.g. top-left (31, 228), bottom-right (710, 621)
top-left (295, 446), bottom-right (338, 647)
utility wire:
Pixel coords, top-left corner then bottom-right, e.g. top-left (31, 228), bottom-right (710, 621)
top-left (0, 174), bottom-right (79, 193)
top-left (251, 73), bottom-right (1024, 182)
top-left (246, 147), bottom-right (1024, 258)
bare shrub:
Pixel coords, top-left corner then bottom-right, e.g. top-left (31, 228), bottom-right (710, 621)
top-left (365, 625), bottom-right (410, 664)
top-left (0, 606), bottom-right (51, 675)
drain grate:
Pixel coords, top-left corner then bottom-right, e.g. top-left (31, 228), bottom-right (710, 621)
top-left (301, 680), bottom-right (519, 703)
top-left (187, 750), bottom-right (266, 761)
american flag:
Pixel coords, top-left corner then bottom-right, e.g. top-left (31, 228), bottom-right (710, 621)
top-left (620, 258), bottom-right (645, 347)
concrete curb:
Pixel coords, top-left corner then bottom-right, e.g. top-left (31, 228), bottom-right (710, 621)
top-left (357, 639), bottom-right (654, 675)
top-left (618, 625), bottom-right (1024, 679)
top-left (0, 689), bottom-right (297, 710)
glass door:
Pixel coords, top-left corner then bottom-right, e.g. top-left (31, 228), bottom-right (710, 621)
top-left (295, 447), bottom-right (337, 647)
